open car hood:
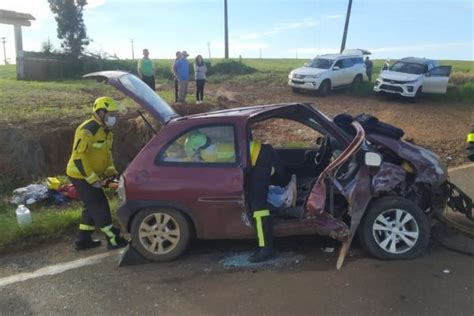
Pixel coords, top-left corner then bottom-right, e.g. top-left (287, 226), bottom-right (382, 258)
top-left (83, 71), bottom-right (180, 125)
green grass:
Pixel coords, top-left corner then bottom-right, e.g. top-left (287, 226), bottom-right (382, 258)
top-left (0, 190), bottom-right (122, 254)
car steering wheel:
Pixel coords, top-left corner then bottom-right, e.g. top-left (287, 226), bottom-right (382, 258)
top-left (314, 136), bottom-right (329, 165)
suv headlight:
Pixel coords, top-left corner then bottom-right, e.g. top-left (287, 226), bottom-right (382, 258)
top-left (117, 175), bottom-right (126, 202)
top-left (404, 79), bottom-right (419, 84)
top-left (306, 74), bottom-right (321, 80)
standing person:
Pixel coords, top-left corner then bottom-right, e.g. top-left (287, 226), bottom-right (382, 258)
top-left (171, 51), bottom-right (182, 102)
top-left (382, 58), bottom-right (391, 71)
top-left (66, 97), bottom-right (128, 250)
top-left (365, 56), bottom-right (374, 82)
top-left (175, 51), bottom-right (190, 103)
top-left (137, 48), bottom-right (155, 90)
top-left (194, 55), bottom-right (208, 104)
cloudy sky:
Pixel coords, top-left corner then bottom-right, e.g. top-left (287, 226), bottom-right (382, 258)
top-left (0, 0), bottom-right (472, 64)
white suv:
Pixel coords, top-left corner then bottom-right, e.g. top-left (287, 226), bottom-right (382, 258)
top-left (374, 57), bottom-right (452, 100)
top-left (288, 51), bottom-right (367, 96)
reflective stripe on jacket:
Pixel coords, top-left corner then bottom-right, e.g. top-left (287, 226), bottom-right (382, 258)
top-left (66, 117), bottom-right (117, 184)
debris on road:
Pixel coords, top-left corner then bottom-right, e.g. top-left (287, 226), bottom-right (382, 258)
top-left (220, 252), bottom-right (304, 270)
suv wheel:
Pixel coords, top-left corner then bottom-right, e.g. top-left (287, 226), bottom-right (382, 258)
top-left (410, 87), bottom-right (422, 103)
top-left (131, 208), bottom-right (191, 261)
top-left (318, 80), bottom-right (331, 97)
top-left (352, 74), bottom-right (363, 89)
top-left (359, 197), bottom-right (430, 260)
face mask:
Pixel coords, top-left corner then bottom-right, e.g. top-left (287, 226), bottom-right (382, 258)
top-left (105, 116), bottom-right (117, 128)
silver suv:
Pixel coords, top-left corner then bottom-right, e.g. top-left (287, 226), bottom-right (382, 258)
top-left (288, 52), bottom-right (367, 96)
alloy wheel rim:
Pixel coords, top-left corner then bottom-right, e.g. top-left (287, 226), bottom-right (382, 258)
top-left (372, 208), bottom-right (419, 254)
top-left (138, 212), bottom-right (180, 255)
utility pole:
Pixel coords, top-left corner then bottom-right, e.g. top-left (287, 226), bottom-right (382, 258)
top-left (340, 0), bottom-right (353, 53)
top-left (207, 41), bottom-right (211, 60)
top-left (224, 0), bottom-right (229, 59)
top-left (130, 38), bottom-right (135, 60)
top-left (259, 48), bottom-right (262, 59)
top-left (1, 37), bottom-right (6, 65)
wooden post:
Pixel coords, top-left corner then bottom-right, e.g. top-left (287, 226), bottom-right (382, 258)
top-left (14, 24), bottom-right (24, 79)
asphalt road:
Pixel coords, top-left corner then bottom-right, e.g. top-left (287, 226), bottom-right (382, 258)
top-left (1, 165), bottom-right (473, 316)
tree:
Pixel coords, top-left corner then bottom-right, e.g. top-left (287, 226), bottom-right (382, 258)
top-left (48, 0), bottom-right (90, 59)
top-left (41, 38), bottom-right (55, 54)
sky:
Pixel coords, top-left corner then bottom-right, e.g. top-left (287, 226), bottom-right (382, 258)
top-left (0, 0), bottom-right (473, 64)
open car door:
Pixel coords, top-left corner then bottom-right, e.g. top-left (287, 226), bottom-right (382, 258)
top-left (83, 71), bottom-right (180, 125)
top-left (422, 66), bottom-right (452, 94)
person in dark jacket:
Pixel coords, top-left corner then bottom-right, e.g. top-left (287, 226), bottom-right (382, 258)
top-left (365, 56), bottom-right (373, 82)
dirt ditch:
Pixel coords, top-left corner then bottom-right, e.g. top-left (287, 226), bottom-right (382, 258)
top-left (1, 82), bottom-right (471, 183)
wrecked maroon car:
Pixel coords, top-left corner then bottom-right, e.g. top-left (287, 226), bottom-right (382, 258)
top-left (84, 71), bottom-right (472, 267)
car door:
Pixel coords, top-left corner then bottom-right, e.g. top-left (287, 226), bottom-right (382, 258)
top-left (156, 124), bottom-right (248, 239)
top-left (331, 59), bottom-right (346, 87)
top-left (422, 66), bottom-right (452, 94)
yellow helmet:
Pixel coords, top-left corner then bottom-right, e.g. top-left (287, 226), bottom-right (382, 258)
top-left (92, 97), bottom-right (124, 113)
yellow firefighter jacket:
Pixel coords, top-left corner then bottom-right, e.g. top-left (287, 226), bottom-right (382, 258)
top-left (66, 117), bottom-right (117, 184)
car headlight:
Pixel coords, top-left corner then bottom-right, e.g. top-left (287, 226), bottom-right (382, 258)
top-left (404, 79), bottom-right (419, 84)
top-left (288, 71), bottom-right (294, 79)
top-left (306, 74), bottom-right (321, 80)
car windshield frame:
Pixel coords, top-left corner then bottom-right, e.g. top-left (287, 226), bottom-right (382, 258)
top-left (309, 58), bottom-right (334, 70)
top-left (389, 61), bottom-right (427, 75)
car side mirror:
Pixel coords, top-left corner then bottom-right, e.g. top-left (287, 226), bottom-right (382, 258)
top-left (364, 152), bottom-right (382, 167)
top-left (333, 66), bottom-right (340, 71)
top-left (425, 72), bottom-right (431, 77)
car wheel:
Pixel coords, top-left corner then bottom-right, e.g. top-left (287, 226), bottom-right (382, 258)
top-left (359, 197), bottom-right (430, 260)
top-left (131, 208), bottom-right (191, 262)
top-left (291, 87), bottom-right (300, 93)
top-left (352, 75), bottom-right (363, 89)
top-left (318, 80), bottom-right (331, 97)
top-left (410, 87), bottom-right (422, 103)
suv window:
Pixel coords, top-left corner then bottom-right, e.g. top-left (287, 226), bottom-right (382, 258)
top-left (342, 58), bottom-right (354, 68)
top-left (390, 61), bottom-right (427, 74)
top-left (160, 125), bottom-right (237, 164)
top-left (310, 58), bottom-right (334, 69)
top-left (351, 57), bottom-right (363, 65)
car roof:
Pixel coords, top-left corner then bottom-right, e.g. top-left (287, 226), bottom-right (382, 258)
top-left (399, 57), bottom-right (435, 64)
top-left (173, 103), bottom-right (305, 121)
top-left (314, 54), bottom-right (363, 59)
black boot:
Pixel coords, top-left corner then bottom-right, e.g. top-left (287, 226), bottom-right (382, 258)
top-left (74, 231), bottom-right (101, 250)
top-left (249, 214), bottom-right (275, 263)
top-left (101, 225), bottom-right (129, 249)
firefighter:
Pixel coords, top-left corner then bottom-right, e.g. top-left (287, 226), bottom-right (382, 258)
top-left (247, 141), bottom-right (289, 263)
top-left (66, 96), bottom-right (128, 250)
top-left (467, 127), bottom-right (474, 161)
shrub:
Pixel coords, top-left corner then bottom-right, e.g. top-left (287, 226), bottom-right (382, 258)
top-left (208, 60), bottom-right (257, 76)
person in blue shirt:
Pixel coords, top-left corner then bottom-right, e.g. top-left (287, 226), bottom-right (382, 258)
top-left (176, 51), bottom-right (190, 103)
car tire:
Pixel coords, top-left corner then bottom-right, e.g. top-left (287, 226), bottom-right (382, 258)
top-left (410, 87), bottom-right (422, 103)
top-left (291, 87), bottom-right (300, 94)
top-left (359, 197), bottom-right (430, 260)
top-left (131, 208), bottom-right (191, 262)
top-left (318, 80), bottom-right (331, 97)
top-left (352, 74), bottom-right (363, 89)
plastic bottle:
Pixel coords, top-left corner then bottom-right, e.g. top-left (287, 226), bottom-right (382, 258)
top-left (16, 204), bottom-right (32, 227)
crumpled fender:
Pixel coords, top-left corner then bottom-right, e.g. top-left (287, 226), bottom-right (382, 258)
top-left (372, 162), bottom-right (406, 193)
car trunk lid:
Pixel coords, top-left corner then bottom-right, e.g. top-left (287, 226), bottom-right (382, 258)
top-left (83, 71), bottom-right (180, 125)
